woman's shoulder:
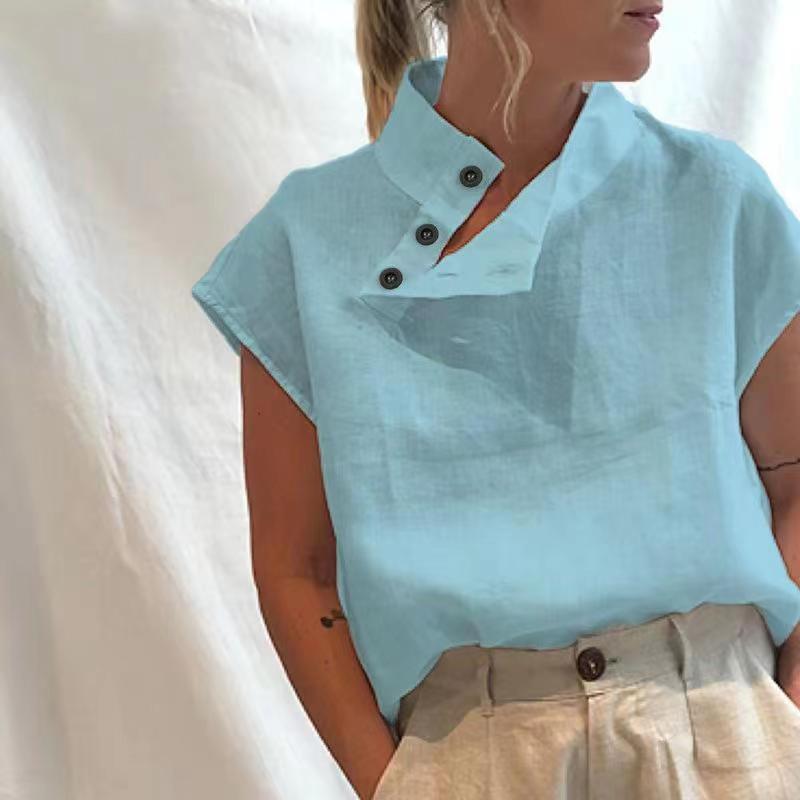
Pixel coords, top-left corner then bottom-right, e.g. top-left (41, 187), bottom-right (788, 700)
top-left (279, 142), bottom-right (380, 206)
top-left (634, 103), bottom-right (782, 202)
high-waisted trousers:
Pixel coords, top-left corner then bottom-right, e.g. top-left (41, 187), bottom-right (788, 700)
top-left (372, 602), bottom-right (800, 799)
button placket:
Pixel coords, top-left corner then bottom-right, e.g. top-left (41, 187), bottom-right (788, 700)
top-left (357, 141), bottom-right (505, 318)
top-left (408, 160), bottom-right (484, 264)
top-left (362, 194), bottom-right (470, 298)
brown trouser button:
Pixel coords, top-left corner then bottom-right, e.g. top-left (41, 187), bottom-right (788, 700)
top-left (576, 646), bottom-right (606, 680)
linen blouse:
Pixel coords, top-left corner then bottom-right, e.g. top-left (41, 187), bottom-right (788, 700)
top-left (191, 54), bottom-right (800, 731)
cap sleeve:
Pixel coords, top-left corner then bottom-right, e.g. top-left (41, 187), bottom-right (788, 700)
top-left (191, 178), bottom-right (314, 422)
top-left (729, 144), bottom-right (800, 399)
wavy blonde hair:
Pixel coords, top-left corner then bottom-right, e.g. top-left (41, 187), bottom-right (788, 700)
top-left (355, 0), bottom-right (532, 144)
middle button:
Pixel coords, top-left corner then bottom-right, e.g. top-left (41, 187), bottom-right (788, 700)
top-left (415, 223), bottom-right (439, 245)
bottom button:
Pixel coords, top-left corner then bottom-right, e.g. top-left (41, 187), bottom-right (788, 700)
top-left (379, 267), bottom-right (403, 289)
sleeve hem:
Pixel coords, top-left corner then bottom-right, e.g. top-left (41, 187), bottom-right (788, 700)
top-left (735, 303), bottom-right (800, 400)
top-left (191, 283), bottom-right (315, 425)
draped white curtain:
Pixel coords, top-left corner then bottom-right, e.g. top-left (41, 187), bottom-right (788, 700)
top-left (1, 2), bottom-right (798, 798)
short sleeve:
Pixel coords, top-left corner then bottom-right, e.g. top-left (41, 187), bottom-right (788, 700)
top-left (728, 144), bottom-right (800, 399)
top-left (190, 177), bottom-right (315, 422)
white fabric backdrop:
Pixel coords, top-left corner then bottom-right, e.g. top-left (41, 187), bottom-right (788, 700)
top-left (1, 2), bottom-right (798, 798)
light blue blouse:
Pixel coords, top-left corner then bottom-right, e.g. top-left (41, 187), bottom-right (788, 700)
top-left (191, 55), bottom-right (800, 732)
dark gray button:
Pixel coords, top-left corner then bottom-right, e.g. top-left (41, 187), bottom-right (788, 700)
top-left (379, 267), bottom-right (403, 290)
top-left (576, 647), bottom-right (606, 681)
top-left (415, 223), bottom-right (439, 245)
top-left (459, 165), bottom-right (483, 187)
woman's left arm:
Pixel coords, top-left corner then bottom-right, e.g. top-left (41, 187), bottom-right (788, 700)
top-left (739, 313), bottom-right (800, 702)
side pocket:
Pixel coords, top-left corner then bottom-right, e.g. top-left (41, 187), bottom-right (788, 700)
top-left (741, 619), bottom-right (800, 729)
top-left (371, 740), bottom-right (406, 800)
top-left (372, 683), bottom-right (429, 799)
top-left (763, 664), bottom-right (800, 726)
top-left (681, 631), bottom-right (775, 771)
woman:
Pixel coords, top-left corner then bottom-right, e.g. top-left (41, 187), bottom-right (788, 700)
top-left (191, 0), bottom-right (800, 797)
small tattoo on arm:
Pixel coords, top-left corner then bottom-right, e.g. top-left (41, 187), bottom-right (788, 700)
top-left (320, 608), bottom-right (347, 628)
top-left (756, 456), bottom-right (800, 472)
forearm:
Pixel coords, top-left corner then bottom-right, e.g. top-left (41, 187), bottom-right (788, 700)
top-left (256, 574), bottom-right (396, 799)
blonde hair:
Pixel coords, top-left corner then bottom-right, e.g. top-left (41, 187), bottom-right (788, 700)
top-left (355, 0), bottom-right (532, 144)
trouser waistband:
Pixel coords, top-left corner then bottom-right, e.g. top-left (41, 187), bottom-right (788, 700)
top-left (396, 603), bottom-right (771, 737)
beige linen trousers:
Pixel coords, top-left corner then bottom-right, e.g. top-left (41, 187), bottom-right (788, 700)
top-left (372, 602), bottom-right (800, 799)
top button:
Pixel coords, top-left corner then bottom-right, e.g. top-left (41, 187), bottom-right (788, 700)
top-left (576, 647), bottom-right (606, 681)
top-left (459, 165), bottom-right (483, 188)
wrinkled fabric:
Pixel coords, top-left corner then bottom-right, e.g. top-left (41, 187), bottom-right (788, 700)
top-left (372, 603), bottom-right (800, 799)
top-left (191, 55), bottom-right (800, 731)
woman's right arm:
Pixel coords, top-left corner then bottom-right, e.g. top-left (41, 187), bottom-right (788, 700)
top-left (240, 344), bottom-right (396, 799)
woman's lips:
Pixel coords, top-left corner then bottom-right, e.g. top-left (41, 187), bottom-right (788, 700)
top-left (624, 12), bottom-right (661, 33)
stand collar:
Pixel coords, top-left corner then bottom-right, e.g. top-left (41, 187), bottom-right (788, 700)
top-left (359, 55), bottom-right (642, 322)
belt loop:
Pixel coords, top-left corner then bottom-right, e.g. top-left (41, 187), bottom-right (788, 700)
top-left (667, 612), bottom-right (694, 685)
top-left (477, 649), bottom-right (495, 717)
